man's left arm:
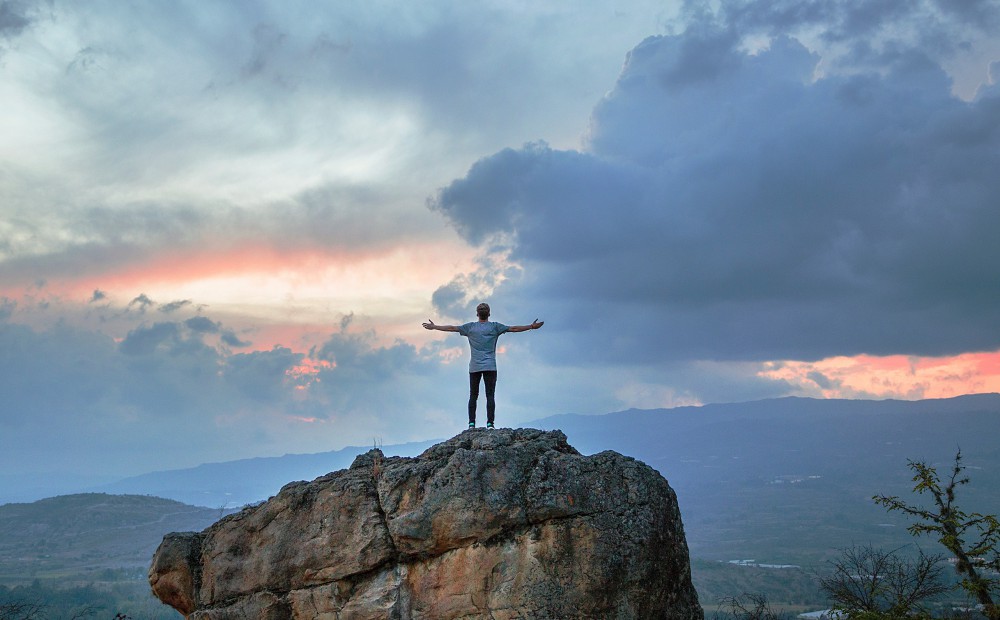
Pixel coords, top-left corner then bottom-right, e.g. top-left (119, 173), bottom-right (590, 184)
top-left (507, 319), bottom-right (544, 333)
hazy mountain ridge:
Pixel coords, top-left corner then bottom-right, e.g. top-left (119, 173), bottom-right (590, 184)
top-left (530, 394), bottom-right (1000, 564)
top-left (83, 394), bottom-right (1000, 565)
top-left (0, 493), bottom-right (223, 585)
top-left (4, 394), bottom-right (998, 584)
top-left (94, 439), bottom-right (439, 508)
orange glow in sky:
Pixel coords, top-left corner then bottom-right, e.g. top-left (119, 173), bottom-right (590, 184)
top-left (759, 351), bottom-right (1000, 400)
top-left (56, 239), bottom-right (475, 309)
top-left (5, 235), bottom-right (998, 407)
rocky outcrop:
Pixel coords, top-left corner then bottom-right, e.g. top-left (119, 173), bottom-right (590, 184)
top-left (149, 428), bottom-right (702, 619)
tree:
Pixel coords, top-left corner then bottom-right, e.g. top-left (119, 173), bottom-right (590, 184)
top-left (715, 592), bottom-right (789, 620)
top-left (874, 450), bottom-right (1000, 620)
top-left (818, 544), bottom-right (950, 618)
top-left (0, 599), bottom-right (46, 620)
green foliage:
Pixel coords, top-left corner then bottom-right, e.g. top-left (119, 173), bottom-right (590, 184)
top-left (691, 559), bottom-right (827, 609)
top-left (874, 451), bottom-right (1000, 620)
top-left (0, 581), bottom-right (176, 620)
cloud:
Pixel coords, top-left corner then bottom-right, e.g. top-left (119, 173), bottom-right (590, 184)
top-left (432, 9), bottom-right (1000, 364)
top-left (0, 305), bottom-right (476, 482)
top-left (711, 0), bottom-right (1000, 56)
top-left (224, 346), bottom-right (302, 404)
top-left (184, 316), bottom-right (219, 334)
top-left (159, 299), bottom-right (192, 313)
top-left (119, 322), bottom-right (181, 356)
top-left (430, 248), bottom-right (519, 318)
top-left (0, 0), bottom-right (32, 40)
top-left (308, 323), bottom-right (439, 418)
top-left (127, 293), bottom-right (155, 313)
top-left (182, 315), bottom-right (251, 347)
top-left (221, 330), bottom-right (252, 348)
top-left (0, 1), bottom-right (686, 292)
top-left (0, 187), bottom-right (445, 290)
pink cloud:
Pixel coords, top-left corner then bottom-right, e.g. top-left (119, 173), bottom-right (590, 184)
top-left (760, 351), bottom-right (1000, 400)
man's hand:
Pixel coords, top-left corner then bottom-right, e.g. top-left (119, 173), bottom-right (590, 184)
top-left (509, 319), bottom-right (544, 332)
top-left (423, 320), bottom-right (460, 332)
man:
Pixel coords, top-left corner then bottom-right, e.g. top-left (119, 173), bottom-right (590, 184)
top-left (423, 303), bottom-right (544, 429)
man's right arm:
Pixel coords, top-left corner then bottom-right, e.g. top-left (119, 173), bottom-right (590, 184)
top-left (423, 319), bottom-right (460, 333)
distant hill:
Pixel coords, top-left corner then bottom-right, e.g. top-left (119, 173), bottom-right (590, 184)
top-left (45, 394), bottom-right (1000, 570)
top-left (0, 493), bottom-right (223, 586)
top-left (529, 394), bottom-right (1000, 565)
top-left (96, 440), bottom-right (439, 508)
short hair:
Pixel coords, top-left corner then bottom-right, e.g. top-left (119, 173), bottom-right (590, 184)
top-left (476, 303), bottom-right (490, 319)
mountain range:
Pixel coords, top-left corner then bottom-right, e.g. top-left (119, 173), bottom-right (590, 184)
top-left (11, 394), bottom-right (1000, 570)
top-left (531, 394), bottom-right (1000, 564)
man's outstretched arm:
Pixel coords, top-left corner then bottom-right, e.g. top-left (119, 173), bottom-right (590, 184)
top-left (508, 319), bottom-right (544, 333)
top-left (423, 319), bottom-right (460, 332)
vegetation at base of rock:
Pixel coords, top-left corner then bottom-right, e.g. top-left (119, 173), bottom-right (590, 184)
top-left (875, 451), bottom-right (1000, 620)
top-left (714, 453), bottom-right (1000, 620)
top-left (692, 560), bottom-right (825, 611)
top-left (0, 580), bottom-right (176, 619)
top-left (818, 545), bottom-right (950, 618)
top-left (714, 592), bottom-right (791, 620)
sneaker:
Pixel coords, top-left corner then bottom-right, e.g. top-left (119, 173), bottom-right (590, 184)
top-left (468, 422), bottom-right (475, 429)
top-left (487, 422), bottom-right (495, 430)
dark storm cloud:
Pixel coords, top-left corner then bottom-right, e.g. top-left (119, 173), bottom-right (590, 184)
top-left (183, 315), bottom-right (251, 347)
top-left (430, 250), bottom-right (520, 318)
top-left (431, 280), bottom-right (467, 318)
top-left (220, 330), bottom-right (252, 348)
top-left (127, 293), bottom-right (155, 313)
top-left (184, 315), bottom-right (219, 333)
top-left (432, 18), bottom-right (1000, 363)
top-left (159, 299), bottom-right (192, 314)
top-left (0, 0), bottom-right (32, 39)
top-left (119, 322), bottom-right (180, 356)
top-left (224, 346), bottom-right (302, 403)
top-left (312, 330), bottom-right (431, 379)
top-left (712, 0), bottom-right (1000, 41)
top-left (304, 324), bottom-right (443, 418)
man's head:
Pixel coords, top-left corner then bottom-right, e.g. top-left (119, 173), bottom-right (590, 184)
top-left (476, 303), bottom-right (490, 320)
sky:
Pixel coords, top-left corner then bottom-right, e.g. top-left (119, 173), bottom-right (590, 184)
top-left (2, 0), bottom-right (1000, 497)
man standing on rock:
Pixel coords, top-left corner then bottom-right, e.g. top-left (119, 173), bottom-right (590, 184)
top-left (423, 303), bottom-right (543, 430)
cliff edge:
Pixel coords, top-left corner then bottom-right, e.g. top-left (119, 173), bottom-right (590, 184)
top-left (149, 428), bottom-right (702, 619)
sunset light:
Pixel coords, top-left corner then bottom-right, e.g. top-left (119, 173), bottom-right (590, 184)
top-left (2, 0), bottom-right (999, 505)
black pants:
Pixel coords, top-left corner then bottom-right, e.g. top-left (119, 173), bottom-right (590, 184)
top-left (469, 371), bottom-right (498, 424)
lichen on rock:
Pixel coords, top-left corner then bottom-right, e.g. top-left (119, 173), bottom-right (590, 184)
top-left (149, 428), bottom-right (702, 619)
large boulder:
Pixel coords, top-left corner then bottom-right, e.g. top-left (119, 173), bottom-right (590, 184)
top-left (149, 428), bottom-right (702, 619)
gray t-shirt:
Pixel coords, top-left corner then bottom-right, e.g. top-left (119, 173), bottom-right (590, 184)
top-left (458, 321), bottom-right (510, 372)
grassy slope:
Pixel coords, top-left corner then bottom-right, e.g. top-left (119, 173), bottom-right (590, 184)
top-left (0, 493), bottom-right (223, 585)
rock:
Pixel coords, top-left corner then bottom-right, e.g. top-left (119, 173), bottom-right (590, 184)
top-left (148, 531), bottom-right (203, 617)
top-left (149, 428), bottom-right (702, 619)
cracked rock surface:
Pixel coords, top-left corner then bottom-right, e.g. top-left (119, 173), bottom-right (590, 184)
top-left (148, 428), bottom-right (702, 619)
